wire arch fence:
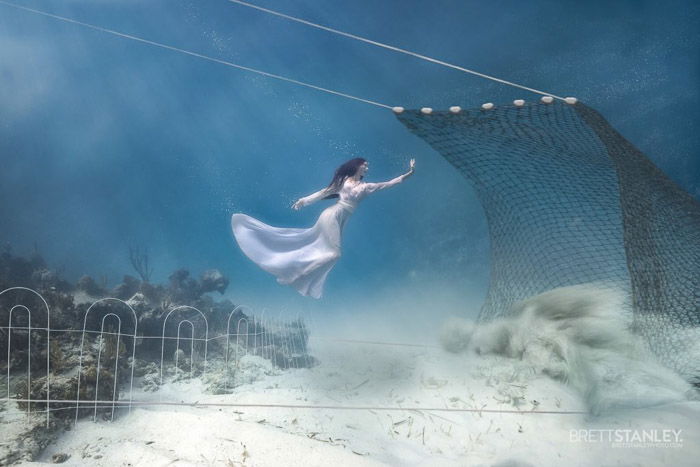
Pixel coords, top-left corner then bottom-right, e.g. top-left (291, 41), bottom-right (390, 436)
top-left (0, 287), bottom-right (325, 427)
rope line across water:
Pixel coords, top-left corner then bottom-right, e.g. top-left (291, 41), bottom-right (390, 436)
top-left (227, 0), bottom-right (565, 100)
top-left (0, 0), bottom-right (392, 109)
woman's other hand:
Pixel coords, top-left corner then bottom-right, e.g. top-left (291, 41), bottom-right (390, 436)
top-left (292, 199), bottom-right (305, 210)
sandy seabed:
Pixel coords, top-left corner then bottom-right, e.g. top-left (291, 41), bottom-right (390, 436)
top-left (11, 332), bottom-right (698, 467)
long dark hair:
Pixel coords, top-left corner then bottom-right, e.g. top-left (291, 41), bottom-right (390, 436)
top-left (322, 157), bottom-right (366, 199)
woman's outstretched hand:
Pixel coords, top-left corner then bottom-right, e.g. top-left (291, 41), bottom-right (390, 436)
top-left (292, 199), bottom-right (304, 210)
top-left (398, 158), bottom-right (416, 183)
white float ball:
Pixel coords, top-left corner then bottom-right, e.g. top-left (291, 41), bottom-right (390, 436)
top-left (420, 107), bottom-right (433, 115)
top-left (565, 97), bottom-right (578, 104)
top-left (392, 106), bottom-right (405, 114)
top-left (449, 106), bottom-right (462, 114)
top-left (482, 102), bottom-right (494, 110)
top-left (541, 96), bottom-right (554, 104)
top-left (513, 99), bottom-right (525, 107)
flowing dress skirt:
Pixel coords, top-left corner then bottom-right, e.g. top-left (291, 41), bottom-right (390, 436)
top-left (231, 202), bottom-right (353, 298)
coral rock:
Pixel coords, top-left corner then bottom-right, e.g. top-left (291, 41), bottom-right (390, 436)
top-left (200, 269), bottom-right (229, 294)
top-left (77, 275), bottom-right (106, 297)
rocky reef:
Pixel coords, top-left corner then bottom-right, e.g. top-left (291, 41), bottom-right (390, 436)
top-left (0, 244), bottom-right (314, 464)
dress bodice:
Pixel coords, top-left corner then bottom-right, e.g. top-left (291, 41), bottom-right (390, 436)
top-left (336, 180), bottom-right (368, 211)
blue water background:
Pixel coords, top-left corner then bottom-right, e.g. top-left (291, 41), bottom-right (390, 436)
top-left (0, 0), bottom-right (698, 320)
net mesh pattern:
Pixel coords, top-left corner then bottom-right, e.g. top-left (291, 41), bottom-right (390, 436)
top-left (396, 102), bottom-right (700, 379)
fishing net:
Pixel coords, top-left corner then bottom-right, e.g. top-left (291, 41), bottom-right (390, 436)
top-left (396, 101), bottom-right (700, 381)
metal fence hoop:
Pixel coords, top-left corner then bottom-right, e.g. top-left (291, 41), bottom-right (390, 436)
top-left (75, 298), bottom-right (138, 425)
top-left (160, 306), bottom-right (209, 385)
top-left (1, 287), bottom-right (51, 427)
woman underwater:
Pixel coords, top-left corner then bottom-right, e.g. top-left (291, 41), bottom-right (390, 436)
top-left (231, 157), bottom-right (416, 298)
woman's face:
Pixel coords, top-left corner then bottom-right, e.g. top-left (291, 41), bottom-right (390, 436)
top-left (357, 161), bottom-right (369, 177)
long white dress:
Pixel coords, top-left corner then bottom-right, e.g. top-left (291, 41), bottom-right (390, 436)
top-left (231, 177), bottom-right (403, 299)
